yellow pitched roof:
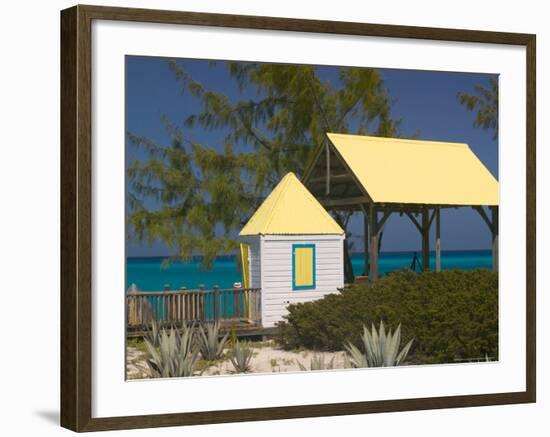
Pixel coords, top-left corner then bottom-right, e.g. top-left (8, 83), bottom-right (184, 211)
top-left (240, 172), bottom-right (344, 236)
top-left (327, 133), bottom-right (499, 206)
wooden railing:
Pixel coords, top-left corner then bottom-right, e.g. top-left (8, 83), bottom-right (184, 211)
top-left (126, 287), bottom-right (261, 328)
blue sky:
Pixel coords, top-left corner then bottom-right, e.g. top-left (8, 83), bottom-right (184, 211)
top-left (126, 56), bottom-right (498, 257)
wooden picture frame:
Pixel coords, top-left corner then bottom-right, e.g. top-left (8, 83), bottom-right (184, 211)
top-left (60, 4), bottom-right (536, 432)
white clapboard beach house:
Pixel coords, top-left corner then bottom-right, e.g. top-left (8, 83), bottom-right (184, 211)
top-left (239, 172), bottom-right (345, 328)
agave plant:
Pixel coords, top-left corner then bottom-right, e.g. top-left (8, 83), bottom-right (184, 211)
top-left (345, 321), bottom-right (413, 368)
top-left (144, 323), bottom-right (201, 378)
top-left (297, 354), bottom-right (335, 371)
top-left (228, 340), bottom-right (254, 373)
top-left (198, 321), bottom-right (229, 361)
top-left (143, 318), bottom-right (162, 348)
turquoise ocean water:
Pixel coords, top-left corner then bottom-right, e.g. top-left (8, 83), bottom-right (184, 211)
top-left (126, 250), bottom-right (492, 291)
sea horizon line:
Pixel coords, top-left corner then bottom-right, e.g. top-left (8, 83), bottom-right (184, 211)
top-left (127, 248), bottom-right (492, 260)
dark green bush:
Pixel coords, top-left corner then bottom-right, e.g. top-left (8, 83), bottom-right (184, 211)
top-left (276, 269), bottom-right (498, 364)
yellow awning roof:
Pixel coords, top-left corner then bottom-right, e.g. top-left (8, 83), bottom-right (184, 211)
top-left (240, 172), bottom-right (344, 236)
top-left (327, 133), bottom-right (499, 206)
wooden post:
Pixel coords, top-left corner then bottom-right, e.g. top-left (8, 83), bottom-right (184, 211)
top-left (369, 204), bottom-right (379, 281)
top-left (363, 208), bottom-right (369, 276)
top-left (472, 205), bottom-right (499, 272)
top-left (213, 286), bottom-right (219, 322)
top-left (435, 208), bottom-right (441, 272)
top-left (491, 206), bottom-right (499, 271)
top-left (422, 209), bottom-right (430, 271)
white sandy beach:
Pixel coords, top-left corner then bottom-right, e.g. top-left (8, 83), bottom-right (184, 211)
top-left (126, 340), bottom-right (348, 379)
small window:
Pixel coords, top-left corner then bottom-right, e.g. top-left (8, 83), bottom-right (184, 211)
top-left (292, 244), bottom-right (316, 290)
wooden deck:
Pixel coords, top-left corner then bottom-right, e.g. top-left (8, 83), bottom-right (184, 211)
top-left (126, 287), bottom-right (263, 335)
top-left (127, 323), bottom-right (277, 339)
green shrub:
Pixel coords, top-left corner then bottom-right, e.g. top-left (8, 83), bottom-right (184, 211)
top-left (276, 269), bottom-right (498, 364)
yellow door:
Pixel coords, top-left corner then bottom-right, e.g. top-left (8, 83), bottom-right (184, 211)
top-left (293, 244), bottom-right (315, 290)
top-left (240, 243), bottom-right (251, 289)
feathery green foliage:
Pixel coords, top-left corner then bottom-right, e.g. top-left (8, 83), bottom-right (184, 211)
top-left (197, 321), bottom-right (229, 361)
top-left (457, 77), bottom-right (498, 140)
top-left (344, 321), bottom-right (413, 368)
top-left (277, 269), bottom-right (498, 364)
top-left (228, 340), bottom-right (254, 373)
top-left (144, 323), bottom-right (201, 378)
top-left (127, 61), bottom-right (401, 267)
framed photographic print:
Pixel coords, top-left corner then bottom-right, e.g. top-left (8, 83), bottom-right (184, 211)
top-left (60, 4), bottom-right (536, 432)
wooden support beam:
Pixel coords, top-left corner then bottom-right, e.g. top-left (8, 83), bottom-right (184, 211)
top-left (405, 212), bottom-right (423, 233)
top-left (491, 206), bottom-right (499, 271)
top-left (435, 208), bottom-right (441, 272)
top-left (308, 173), bottom-right (353, 186)
top-left (319, 201), bottom-right (452, 215)
top-left (472, 205), bottom-right (499, 272)
top-left (428, 208), bottom-right (437, 228)
top-left (363, 206), bottom-right (369, 276)
top-left (369, 204), bottom-right (379, 282)
top-left (301, 137), bottom-right (326, 183)
top-left (319, 205), bottom-right (362, 212)
top-left (472, 206), bottom-right (492, 229)
top-left (377, 211), bottom-right (392, 231)
top-left (319, 196), bottom-right (371, 208)
top-left (422, 210), bottom-right (430, 271)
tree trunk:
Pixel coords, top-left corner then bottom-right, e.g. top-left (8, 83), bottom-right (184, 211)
top-left (343, 237), bottom-right (355, 284)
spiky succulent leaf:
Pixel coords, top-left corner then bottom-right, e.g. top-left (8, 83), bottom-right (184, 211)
top-left (395, 339), bottom-right (414, 365)
top-left (229, 340), bottom-right (254, 373)
top-left (143, 318), bottom-right (162, 347)
top-left (370, 322), bottom-right (380, 365)
top-left (345, 341), bottom-right (370, 368)
top-left (379, 320), bottom-right (387, 361)
top-left (311, 354), bottom-right (335, 370)
top-left (298, 354), bottom-right (335, 371)
top-left (198, 321), bottom-right (229, 361)
top-left (361, 325), bottom-right (376, 366)
top-left (386, 325), bottom-right (401, 366)
top-left (143, 323), bottom-right (201, 378)
top-left (345, 321), bottom-right (413, 368)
